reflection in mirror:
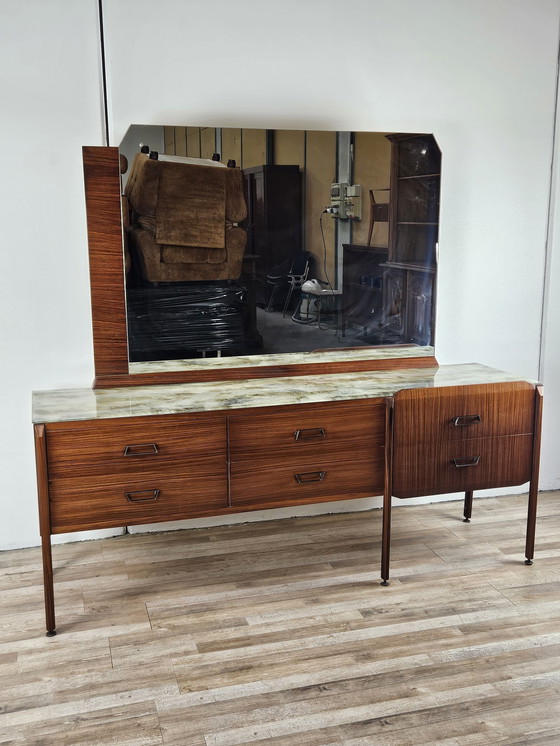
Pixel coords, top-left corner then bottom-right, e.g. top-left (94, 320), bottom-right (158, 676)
top-left (119, 126), bottom-right (440, 364)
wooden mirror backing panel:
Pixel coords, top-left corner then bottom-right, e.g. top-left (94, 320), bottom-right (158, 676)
top-left (83, 146), bottom-right (129, 380)
top-left (83, 146), bottom-right (438, 388)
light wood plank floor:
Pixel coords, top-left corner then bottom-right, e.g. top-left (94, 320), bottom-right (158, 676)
top-left (1, 491), bottom-right (560, 745)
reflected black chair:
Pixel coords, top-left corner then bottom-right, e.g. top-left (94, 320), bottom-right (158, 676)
top-left (265, 251), bottom-right (311, 316)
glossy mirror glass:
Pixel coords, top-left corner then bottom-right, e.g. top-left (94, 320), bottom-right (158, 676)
top-left (118, 126), bottom-right (440, 370)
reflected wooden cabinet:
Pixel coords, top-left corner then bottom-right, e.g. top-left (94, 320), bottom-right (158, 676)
top-left (382, 133), bottom-right (441, 346)
top-left (383, 264), bottom-right (436, 345)
top-left (242, 165), bottom-right (302, 307)
top-left (341, 244), bottom-right (387, 336)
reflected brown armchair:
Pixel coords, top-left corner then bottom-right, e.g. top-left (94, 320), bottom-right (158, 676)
top-left (125, 153), bottom-right (248, 283)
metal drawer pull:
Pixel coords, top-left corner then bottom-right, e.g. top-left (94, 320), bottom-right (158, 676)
top-left (451, 456), bottom-right (480, 468)
top-left (123, 443), bottom-right (159, 456)
top-left (294, 428), bottom-right (326, 441)
top-left (125, 489), bottom-right (160, 502)
top-left (452, 415), bottom-right (481, 427)
top-left (294, 471), bottom-right (326, 484)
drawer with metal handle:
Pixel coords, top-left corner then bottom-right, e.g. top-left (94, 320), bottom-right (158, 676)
top-left (45, 413), bottom-right (226, 479)
top-left (392, 434), bottom-right (534, 498)
top-left (49, 459), bottom-right (228, 532)
top-left (229, 398), bottom-right (385, 457)
top-left (393, 382), bottom-right (535, 446)
top-left (230, 450), bottom-right (384, 509)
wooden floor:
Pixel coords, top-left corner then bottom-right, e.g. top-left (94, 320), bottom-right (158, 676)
top-left (1, 491), bottom-right (560, 745)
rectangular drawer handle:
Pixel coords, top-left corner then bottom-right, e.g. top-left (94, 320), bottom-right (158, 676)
top-left (451, 456), bottom-right (480, 468)
top-left (125, 489), bottom-right (160, 502)
top-left (123, 443), bottom-right (159, 456)
top-left (452, 415), bottom-right (481, 427)
top-left (294, 428), bottom-right (326, 441)
top-left (294, 471), bottom-right (326, 484)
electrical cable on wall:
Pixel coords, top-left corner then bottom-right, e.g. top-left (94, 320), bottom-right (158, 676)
top-left (294, 210), bottom-right (340, 333)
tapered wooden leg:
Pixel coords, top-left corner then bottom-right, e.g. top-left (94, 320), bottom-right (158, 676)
top-left (381, 485), bottom-right (391, 585)
top-left (463, 490), bottom-right (473, 522)
top-left (34, 424), bottom-right (56, 636)
top-left (41, 533), bottom-right (56, 636)
top-left (525, 385), bottom-right (543, 565)
top-left (381, 399), bottom-right (394, 585)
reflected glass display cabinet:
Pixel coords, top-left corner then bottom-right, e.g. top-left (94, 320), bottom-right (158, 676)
top-left (383, 133), bottom-right (440, 346)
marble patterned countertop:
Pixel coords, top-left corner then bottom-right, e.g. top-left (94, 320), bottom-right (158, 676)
top-left (32, 363), bottom-right (535, 424)
top-left (129, 344), bottom-right (436, 374)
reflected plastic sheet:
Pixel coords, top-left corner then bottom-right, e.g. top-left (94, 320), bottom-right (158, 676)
top-left (126, 283), bottom-right (247, 362)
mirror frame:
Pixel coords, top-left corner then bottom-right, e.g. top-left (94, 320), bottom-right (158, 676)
top-left (83, 146), bottom-right (438, 388)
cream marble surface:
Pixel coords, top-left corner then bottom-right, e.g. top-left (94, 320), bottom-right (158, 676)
top-left (129, 344), bottom-right (435, 374)
top-left (32, 363), bottom-right (535, 424)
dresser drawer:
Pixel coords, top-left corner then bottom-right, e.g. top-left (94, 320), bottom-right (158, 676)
top-left (49, 457), bottom-right (227, 532)
top-left (392, 434), bottom-right (534, 498)
top-left (230, 451), bottom-right (384, 509)
top-left (46, 414), bottom-right (226, 479)
top-left (393, 382), bottom-right (535, 446)
top-left (229, 399), bottom-right (385, 457)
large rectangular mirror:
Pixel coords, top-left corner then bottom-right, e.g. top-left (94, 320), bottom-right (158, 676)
top-left (83, 126), bottom-right (440, 387)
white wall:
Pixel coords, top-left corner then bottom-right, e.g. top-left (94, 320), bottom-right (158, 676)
top-left (1, 0), bottom-right (559, 550)
top-left (540, 67), bottom-right (560, 491)
top-left (0, 0), bottom-right (107, 548)
top-left (103, 0), bottom-right (558, 380)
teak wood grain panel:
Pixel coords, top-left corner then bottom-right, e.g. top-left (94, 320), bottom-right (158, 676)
top-left (231, 439), bottom-right (379, 468)
top-left (49, 460), bottom-right (227, 533)
top-left (45, 414), bottom-right (226, 479)
top-left (230, 453), bottom-right (384, 509)
top-left (83, 146), bottom-right (129, 378)
top-left (393, 382), bottom-right (535, 446)
top-left (228, 399), bottom-right (385, 456)
top-left (392, 434), bottom-right (534, 498)
top-left (49, 451), bottom-right (225, 493)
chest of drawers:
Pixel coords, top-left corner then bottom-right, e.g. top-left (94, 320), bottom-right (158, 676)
top-left (45, 413), bottom-right (229, 533)
top-left (392, 382), bottom-right (536, 498)
top-left (229, 399), bottom-right (386, 509)
top-left (33, 365), bottom-right (543, 636)
top-left (381, 380), bottom-right (543, 584)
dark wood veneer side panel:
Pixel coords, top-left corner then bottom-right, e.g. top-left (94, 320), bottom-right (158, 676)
top-left (83, 146), bottom-right (129, 377)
